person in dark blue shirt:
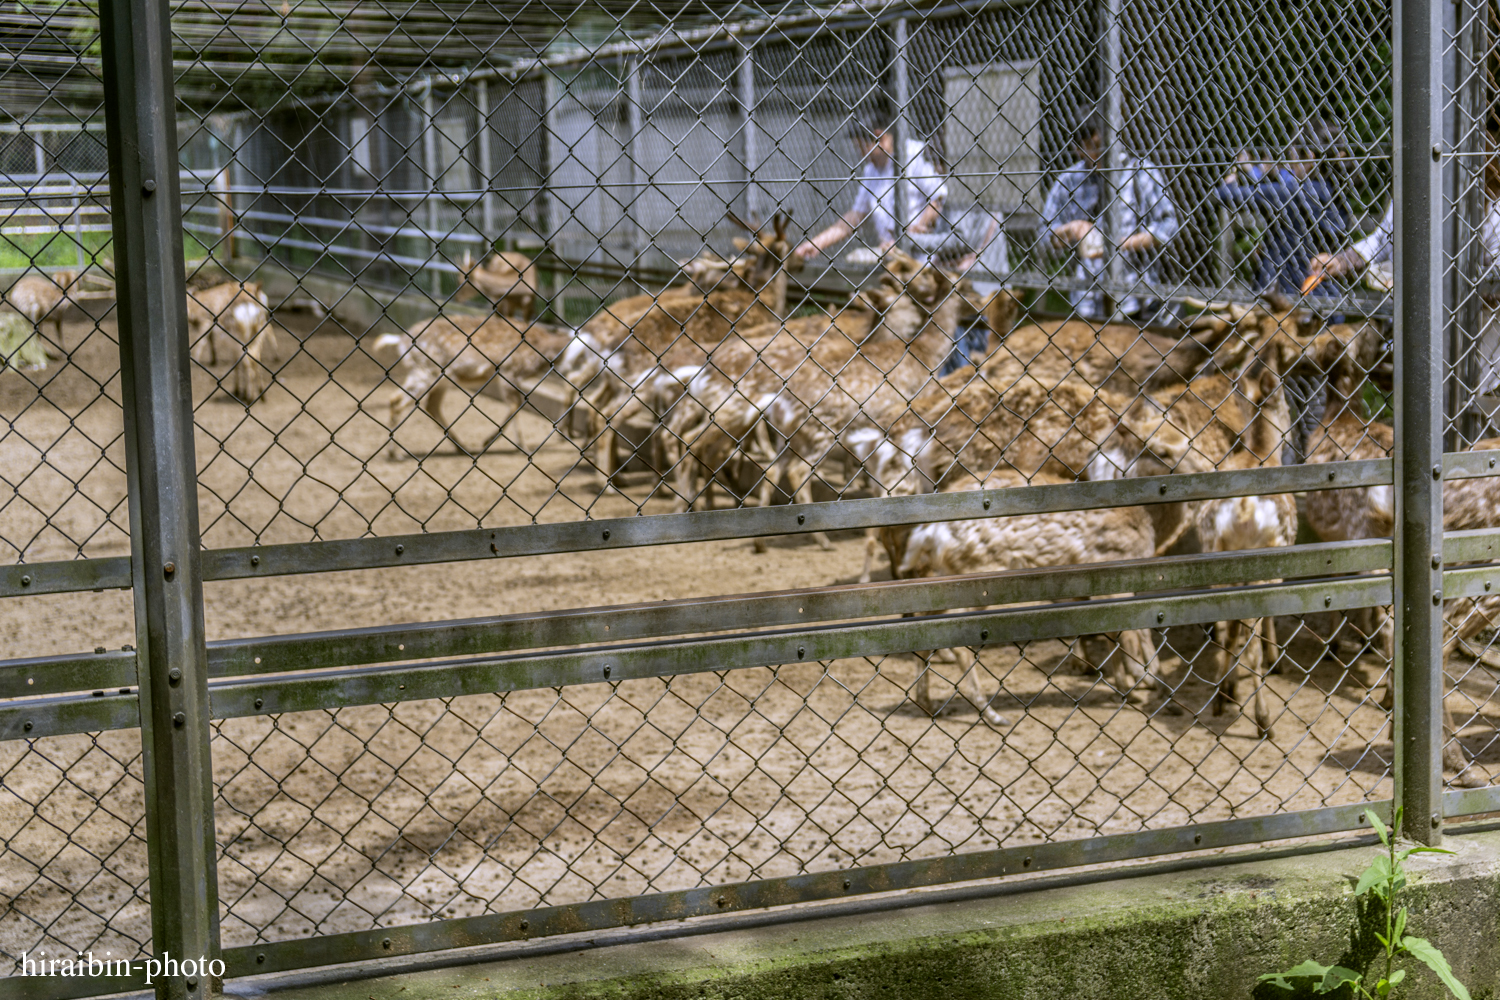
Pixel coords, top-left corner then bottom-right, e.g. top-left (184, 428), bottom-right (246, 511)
top-left (1215, 127), bottom-right (1347, 297)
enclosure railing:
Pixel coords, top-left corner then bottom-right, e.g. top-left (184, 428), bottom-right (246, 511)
top-left (2, 0), bottom-right (1497, 998)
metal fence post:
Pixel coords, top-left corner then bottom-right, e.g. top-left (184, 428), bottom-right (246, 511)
top-left (625, 56), bottom-right (644, 263)
top-left (1100, 0), bottom-right (1125, 314)
top-left (738, 45), bottom-right (757, 225)
top-left (100, 0), bottom-right (220, 989)
top-left (422, 81), bottom-right (440, 294)
top-left (891, 18), bottom-right (910, 247)
top-left (477, 79), bottom-right (496, 244)
top-left (1394, 0), bottom-right (1445, 845)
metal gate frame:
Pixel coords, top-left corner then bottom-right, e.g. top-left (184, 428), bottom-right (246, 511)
top-left (2, 0), bottom-right (1496, 996)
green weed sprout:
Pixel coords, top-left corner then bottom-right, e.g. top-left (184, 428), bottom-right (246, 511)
top-left (1259, 806), bottom-right (1469, 998)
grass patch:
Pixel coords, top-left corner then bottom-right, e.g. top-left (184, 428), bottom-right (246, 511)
top-left (0, 229), bottom-right (210, 272)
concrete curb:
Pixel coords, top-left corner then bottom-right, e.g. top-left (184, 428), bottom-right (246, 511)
top-left (239, 827), bottom-right (1500, 1000)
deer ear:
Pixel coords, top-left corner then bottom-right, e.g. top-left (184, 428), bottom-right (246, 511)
top-left (773, 212), bottom-right (787, 241)
top-left (725, 210), bottom-right (754, 233)
top-left (462, 251), bottom-right (473, 271)
top-left (732, 237), bottom-right (751, 251)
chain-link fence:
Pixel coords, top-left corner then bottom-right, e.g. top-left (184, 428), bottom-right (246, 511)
top-left (2, 0), bottom-right (1496, 994)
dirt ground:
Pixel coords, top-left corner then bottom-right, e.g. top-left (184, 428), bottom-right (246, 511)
top-left (0, 312), bottom-right (1493, 961)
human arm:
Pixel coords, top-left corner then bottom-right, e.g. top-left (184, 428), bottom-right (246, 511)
top-left (1041, 169), bottom-right (1090, 246)
top-left (1308, 201), bottom-right (1390, 280)
top-left (1121, 162), bottom-right (1178, 253)
top-left (794, 207), bottom-right (868, 259)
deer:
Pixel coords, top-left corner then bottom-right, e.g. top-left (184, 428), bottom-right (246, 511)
top-left (558, 212), bottom-right (801, 491)
top-left (186, 280), bottom-right (279, 403)
top-left (1298, 322), bottom-right (1500, 785)
top-left (853, 372), bottom-right (1130, 582)
top-left (1190, 343), bottom-right (1299, 741)
top-left (666, 251), bottom-right (957, 550)
top-left (373, 314), bottom-right (576, 457)
top-left (6, 270), bottom-right (80, 359)
top-left (455, 250), bottom-right (538, 322)
top-left (875, 468), bottom-right (1164, 724)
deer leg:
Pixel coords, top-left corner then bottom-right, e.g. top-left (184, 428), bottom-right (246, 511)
top-left (859, 530), bottom-right (883, 584)
top-left (788, 458), bottom-right (833, 551)
top-left (956, 643), bottom-right (1010, 727)
top-left (1245, 619), bottom-right (1273, 740)
top-left (912, 650), bottom-right (935, 716)
top-left (1113, 629), bottom-right (1156, 705)
top-left (1210, 620), bottom-right (1233, 717)
top-left (229, 328), bottom-right (274, 403)
top-left (386, 365), bottom-right (438, 458)
top-left (1262, 614), bottom-right (1282, 675)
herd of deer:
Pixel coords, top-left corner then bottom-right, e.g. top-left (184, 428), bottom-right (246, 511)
top-left (7, 215), bottom-right (1500, 785)
top-left (1, 267), bottom-right (278, 402)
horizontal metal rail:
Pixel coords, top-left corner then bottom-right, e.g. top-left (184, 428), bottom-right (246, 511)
top-left (1443, 785), bottom-right (1500, 817)
top-left (199, 461), bottom-right (1392, 582)
top-left (215, 797), bottom-right (1389, 980)
top-left (0, 538), bottom-right (1395, 701)
top-left (0, 555), bottom-right (131, 599)
top-left (1444, 448), bottom-right (1500, 478)
top-left (0, 573), bottom-right (1393, 740)
top-left (0, 460), bottom-right (1399, 600)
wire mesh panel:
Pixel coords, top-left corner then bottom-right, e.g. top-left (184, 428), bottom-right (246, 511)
top-left (160, 0), bottom-right (1415, 971)
top-left (212, 615), bottom-right (1398, 948)
top-left (6, 0), bottom-right (1494, 989)
top-left (0, 731), bottom-right (150, 974)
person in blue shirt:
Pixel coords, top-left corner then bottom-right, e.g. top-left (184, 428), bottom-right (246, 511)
top-left (1040, 108), bottom-right (1180, 321)
top-left (1215, 125), bottom-right (1348, 297)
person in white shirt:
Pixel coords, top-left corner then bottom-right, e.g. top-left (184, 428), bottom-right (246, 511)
top-left (1309, 171), bottom-right (1500, 397)
top-left (794, 115), bottom-right (948, 259)
top-left (1306, 202), bottom-right (1392, 281)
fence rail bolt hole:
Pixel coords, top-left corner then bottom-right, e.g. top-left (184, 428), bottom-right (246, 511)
top-left (1194, 833), bottom-right (1202, 844)
top-left (250, 555), bottom-right (260, 566)
top-left (163, 562), bottom-right (174, 577)
top-left (142, 179), bottom-right (155, 194)
top-left (168, 667), bottom-right (181, 684)
top-left (602, 529), bottom-right (610, 540)
top-left (1434, 590), bottom-right (1443, 605)
top-left (843, 879), bottom-right (851, 889)
top-left (256, 955), bottom-right (265, 965)
top-left (1325, 595), bottom-right (1333, 607)
top-left (1432, 553), bottom-right (1442, 569)
top-left (19, 575), bottom-right (29, 586)
top-left (95, 647), bottom-right (105, 654)
top-left (797, 646), bottom-right (805, 658)
top-left (22, 720), bottom-right (32, 732)
top-left (980, 629), bottom-right (989, 641)
top-left (254, 698), bottom-right (263, 709)
top-left (382, 939), bottom-right (391, 950)
top-left (603, 664), bottom-right (611, 677)
top-left (1159, 482), bottom-right (1167, 494)
top-left (520, 920), bottom-right (529, 931)
top-left (395, 544), bottom-right (404, 555)
top-left (797, 514), bottom-right (805, 525)
top-left (173, 712), bottom-right (185, 727)
top-left (982, 498), bottom-right (990, 509)
top-left (1157, 612), bottom-right (1165, 623)
top-left (1433, 464), bottom-right (1442, 479)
